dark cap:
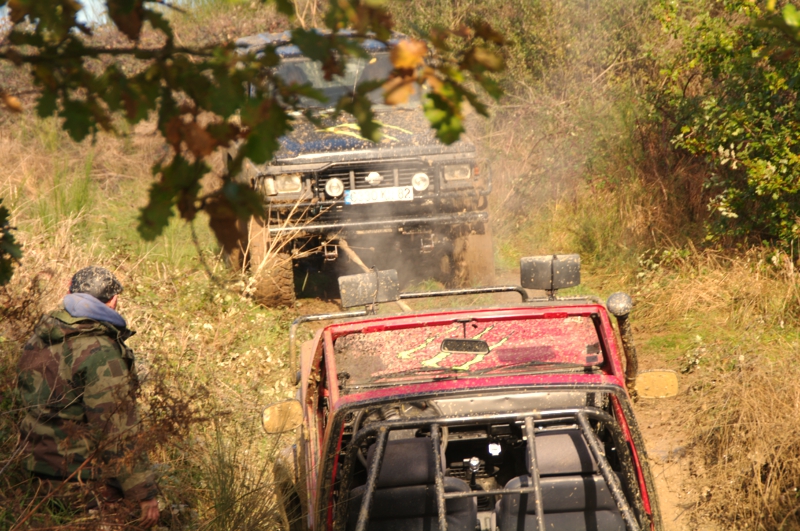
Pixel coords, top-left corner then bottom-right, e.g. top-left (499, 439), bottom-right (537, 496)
top-left (69, 266), bottom-right (123, 303)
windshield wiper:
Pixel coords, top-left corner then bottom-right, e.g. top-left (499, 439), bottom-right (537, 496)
top-left (342, 367), bottom-right (460, 388)
top-left (474, 361), bottom-right (592, 375)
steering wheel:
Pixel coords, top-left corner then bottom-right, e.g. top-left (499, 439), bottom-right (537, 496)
top-left (352, 402), bottom-right (448, 468)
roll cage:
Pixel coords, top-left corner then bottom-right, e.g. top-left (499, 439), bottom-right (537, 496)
top-left (312, 384), bottom-right (659, 531)
top-left (338, 409), bottom-right (646, 531)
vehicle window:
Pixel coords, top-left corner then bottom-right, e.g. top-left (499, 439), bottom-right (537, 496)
top-left (276, 53), bottom-right (418, 106)
top-left (334, 316), bottom-right (603, 387)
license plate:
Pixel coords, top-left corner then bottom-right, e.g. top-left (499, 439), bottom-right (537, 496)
top-left (344, 186), bottom-right (414, 205)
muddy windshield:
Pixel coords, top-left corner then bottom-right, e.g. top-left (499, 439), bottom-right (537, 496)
top-left (276, 53), bottom-right (419, 107)
top-left (334, 316), bottom-right (603, 388)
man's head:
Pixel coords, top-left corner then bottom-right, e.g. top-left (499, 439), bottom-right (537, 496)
top-left (69, 266), bottom-right (123, 307)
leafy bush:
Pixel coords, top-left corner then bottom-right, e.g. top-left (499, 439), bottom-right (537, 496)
top-left (656, 0), bottom-right (800, 246)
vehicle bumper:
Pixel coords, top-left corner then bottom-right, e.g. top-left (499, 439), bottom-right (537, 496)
top-left (267, 210), bottom-right (489, 235)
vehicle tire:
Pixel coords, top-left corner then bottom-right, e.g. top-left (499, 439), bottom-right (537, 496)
top-left (276, 484), bottom-right (305, 531)
top-left (248, 218), bottom-right (296, 307)
top-left (274, 446), bottom-right (306, 531)
top-left (450, 224), bottom-right (495, 287)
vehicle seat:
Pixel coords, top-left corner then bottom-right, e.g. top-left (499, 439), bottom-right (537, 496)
top-left (346, 437), bottom-right (477, 531)
top-left (494, 430), bottom-right (626, 531)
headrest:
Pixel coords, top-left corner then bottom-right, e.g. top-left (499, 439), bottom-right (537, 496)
top-left (366, 437), bottom-right (437, 488)
top-left (526, 430), bottom-right (597, 476)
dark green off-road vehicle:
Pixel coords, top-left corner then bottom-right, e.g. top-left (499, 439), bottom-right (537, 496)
top-left (233, 32), bottom-right (493, 306)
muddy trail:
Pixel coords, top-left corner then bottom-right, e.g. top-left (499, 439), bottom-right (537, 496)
top-left (290, 264), bottom-right (706, 531)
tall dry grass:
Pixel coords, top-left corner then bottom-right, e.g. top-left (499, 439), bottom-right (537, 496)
top-left (629, 248), bottom-right (800, 529)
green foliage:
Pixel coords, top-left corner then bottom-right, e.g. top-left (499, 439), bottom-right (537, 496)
top-left (657, 0), bottom-right (800, 245)
top-left (0, 0), bottom-right (505, 283)
top-left (758, 0), bottom-right (800, 43)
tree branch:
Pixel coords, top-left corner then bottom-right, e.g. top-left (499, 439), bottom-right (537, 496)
top-left (0, 44), bottom-right (218, 65)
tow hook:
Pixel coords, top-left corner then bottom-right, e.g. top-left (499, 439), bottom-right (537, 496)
top-left (323, 244), bottom-right (338, 262)
top-left (607, 292), bottom-right (639, 397)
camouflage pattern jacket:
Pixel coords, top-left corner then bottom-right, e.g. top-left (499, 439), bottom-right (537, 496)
top-left (16, 298), bottom-right (157, 501)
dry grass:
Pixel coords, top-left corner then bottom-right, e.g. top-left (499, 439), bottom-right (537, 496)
top-left (626, 248), bottom-right (800, 530)
top-left (687, 352), bottom-right (800, 529)
top-left (633, 248), bottom-right (800, 332)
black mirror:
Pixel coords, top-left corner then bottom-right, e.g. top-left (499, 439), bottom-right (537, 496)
top-left (262, 399), bottom-right (303, 434)
top-left (520, 254), bottom-right (581, 292)
top-left (441, 338), bottom-right (490, 354)
top-left (338, 269), bottom-right (400, 308)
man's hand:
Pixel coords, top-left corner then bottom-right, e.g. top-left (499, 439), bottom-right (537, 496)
top-left (138, 498), bottom-right (160, 528)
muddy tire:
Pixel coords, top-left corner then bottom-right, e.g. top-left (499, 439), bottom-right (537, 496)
top-left (450, 225), bottom-right (495, 287)
top-left (248, 218), bottom-right (296, 307)
top-left (274, 445), bottom-right (306, 531)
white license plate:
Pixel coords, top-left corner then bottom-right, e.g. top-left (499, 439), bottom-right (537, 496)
top-left (344, 186), bottom-right (414, 205)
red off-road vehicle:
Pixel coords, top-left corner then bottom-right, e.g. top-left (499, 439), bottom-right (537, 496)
top-left (263, 255), bottom-right (673, 531)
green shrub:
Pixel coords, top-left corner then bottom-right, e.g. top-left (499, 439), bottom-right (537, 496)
top-left (656, 0), bottom-right (800, 246)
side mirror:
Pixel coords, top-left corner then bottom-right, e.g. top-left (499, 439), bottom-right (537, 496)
top-left (636, 370), bottom-right (679, 399)
top-left (520, 254), bottom-right (581, 293)
top-left (262, 399), bottom-right (303, 434)
top-left (338, 269), bottom-right (400, 308)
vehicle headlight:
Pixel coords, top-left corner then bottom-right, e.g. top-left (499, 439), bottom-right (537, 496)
top-left (257, 176), bottom-right (277, 196)
top-left (275, 174), bottom-right (303, 194)
top-left (443, 164), bottom-right (472, 181)
top-left (325, 177), bottom-right (344, 198)
top-left (411, 172), bottom-right (430, 192)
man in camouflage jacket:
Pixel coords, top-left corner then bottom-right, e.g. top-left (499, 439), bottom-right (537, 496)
top-left (16, 266), bottom-right (159, 526)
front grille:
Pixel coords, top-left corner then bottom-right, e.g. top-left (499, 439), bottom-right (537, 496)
top-left (316, 160), bottom-right (433, 194)
top-left (316, 202), bottom-right (438, 223)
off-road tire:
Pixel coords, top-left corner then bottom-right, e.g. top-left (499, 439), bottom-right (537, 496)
top-left (248, 218), bottom-right (295, 307)
top-left (450, 224), bottom-right (495, 287)
top-left (274, 445), bottom-right (306, 531)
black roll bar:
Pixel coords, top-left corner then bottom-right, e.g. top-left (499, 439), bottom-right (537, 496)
top-left (577, 411), bottom-right (641, 531)
top-left (354, 426), bottom-right (388, 531)
top-left (431, 424), bottom-right (448, 531)
top-left (334, 407), bottom-right (645, 531)
top-left (524, 417), bottom-right (546, 531)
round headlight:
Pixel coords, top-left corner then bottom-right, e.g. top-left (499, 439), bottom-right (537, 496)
top-left (411, 172), bottom-right (430, 192)
top-left (325, 177), bottom-right (344, 198)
